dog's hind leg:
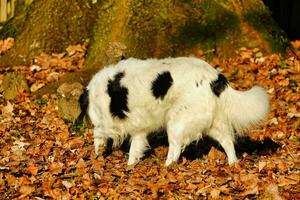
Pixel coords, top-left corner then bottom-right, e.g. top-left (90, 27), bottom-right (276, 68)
top-left (165, 102), bottom-right (214, 166)
top-left (207, 126), bottom-right (238, 164)
top-left (165, 121), bottom-right (190, 166)
top-left (165, 141), bottom-right (182, 166)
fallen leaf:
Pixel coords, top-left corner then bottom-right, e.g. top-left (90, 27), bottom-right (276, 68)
top-left (30, 83), bottom-right (45, 92)
top-left (210, 188), bottom-right (221, 199)
top-left (19, 185), bottom-right (35, 196)
top-left (26, 164), bottom-right (38, 176)
top-left (2, 101), bottom-right (14, 115)
top-left (5, 173), bottom-right (17, 186)
top-left (241, 185), bottom-right (258, 196)
top-left (63, 137), bottom-right (84, 150)
top-left (48, 162), bottom-right (64, 175)
top-left (261, 184), bottom-right (283, 200)
top-left (291, 40), bottom-right (300, 49)
top-left (255, 52), bottom-right (263, 58)
top-left (278, 175), bottom-right (299, 187)
top-left (207, 147), bottom-right (225, 161)
top-left (0, 37), bottom-right (14, 54)
top-left (12, 141), bottom-right (30, 152)
top-left (62, 180), bottom-right (75, 189)
top-left (99, 185), bottom-right (109, 195)
top-left (0, 41), bottom-right (299, 199)
top-left (258, 161), bottom-right (267, 172)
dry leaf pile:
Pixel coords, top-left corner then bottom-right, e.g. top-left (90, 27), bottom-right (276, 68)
top-left (0, 39), bottom-right (299, 199)
top-left (0, 40), bottom-right (86, 93)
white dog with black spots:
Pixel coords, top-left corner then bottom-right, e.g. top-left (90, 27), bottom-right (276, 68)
top-left (77, 57), bottom-right (270, 166)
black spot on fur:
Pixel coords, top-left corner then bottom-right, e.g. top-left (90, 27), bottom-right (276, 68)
top-left (75, 88), bottom-right (89, 125)
top-left (107, 72), bottom-right (129, 119)
top-left (210, 73), bottom-right (229, 97)
top-left (151, 71), bottom-right (173, 100)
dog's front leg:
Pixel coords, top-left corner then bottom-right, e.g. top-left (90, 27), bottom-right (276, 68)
top-left (93, 127), bottom-right (107, 155)
top-left (128, 133), bottom-right (149, 165)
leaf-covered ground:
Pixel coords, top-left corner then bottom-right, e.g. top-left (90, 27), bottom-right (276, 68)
top-left (0, 38), bottom-right (299, 199)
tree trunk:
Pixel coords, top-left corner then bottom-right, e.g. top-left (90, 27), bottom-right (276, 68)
top-left (1, 0), bottom-right (289, 78)
top-left (84, 0), bottom-right (289, 69)
top-left (0, 0), bottom-right (97, 66)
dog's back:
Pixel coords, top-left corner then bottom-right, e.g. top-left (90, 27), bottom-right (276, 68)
top-left (87, 57), bottom-right (219, 134)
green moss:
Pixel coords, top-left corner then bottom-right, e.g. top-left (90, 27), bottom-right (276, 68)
top-left (0, 18), bottom-right (18, 38)
top-left (24, 4), bottom-right (31, 17)
top-left (244, 8), bottom-right (289, 53)
top-left (86, 0), bottom-right (246, 67)
top-left (173, 0), bottom-right (240, 57)
top-left (175, 21), bottom-right (215, 48)
top-left (278, 60), bottom-right (289, 69)
top-left (36, 98), bottom-right (48, 107)
top-left (126, 0), bottom-right (165, 58)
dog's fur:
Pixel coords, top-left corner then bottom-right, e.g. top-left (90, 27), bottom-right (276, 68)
top-left (79, 57), bottom-right (270, 166)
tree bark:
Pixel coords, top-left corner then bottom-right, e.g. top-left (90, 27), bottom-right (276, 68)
top-left (1, 0), bottom-right (289, 86)
top-left (0, 0), bottom-right (97, 66)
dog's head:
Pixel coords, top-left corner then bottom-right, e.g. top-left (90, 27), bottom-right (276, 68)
top-left (75, 88), bottom-right (89, 125)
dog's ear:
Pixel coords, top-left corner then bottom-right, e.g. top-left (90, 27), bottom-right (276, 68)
top-left (75, 88), bottom-right (89, 125)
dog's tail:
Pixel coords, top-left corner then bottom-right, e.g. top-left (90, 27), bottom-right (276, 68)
top-left (75, 88), bottom-right (89, 125)
top-left (211, 74), bottom-right (270, 134)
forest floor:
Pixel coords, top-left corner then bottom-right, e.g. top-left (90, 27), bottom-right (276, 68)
top-left (0, 38), bottom-right (299, 199)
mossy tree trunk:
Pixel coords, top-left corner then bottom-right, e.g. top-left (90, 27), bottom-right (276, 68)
top-left (0, 0), bottom-right (97, 66)
top-left (1, 0), bottom-right (289, 79)
top-left (84, 0), bottom-right (289, 69)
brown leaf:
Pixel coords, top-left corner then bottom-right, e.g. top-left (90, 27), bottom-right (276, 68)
top-left (277, 160), bottom-right (288, 173)
top-left (146, 166), bottom-right (158, 176)
top-left (241, 185), bottom-right (258, 196)
top-left (75, 158), bottom-right (87, 175)
top-left (240, 174), bottom-right (259, 196)
top-left (62, 180), bottom-right (75, 189)
top-left (26, 164), bottom-right (38, 176)
top-left (99, 185), bottom-right (109, 195)
top-left (82, 173), bottom-right (92, 189)
top-left (261, 184), bottom-right (283, 200)
top-left (0, 37), bottom-right (14, 54)
top-left (207, 147), bottom-right (226, 161)
top-left (19, 185), bottom-right (35, 197)
top-left (48, 162), bottom-right (64, 175)
top-left (210, 188), bottom-right (221, 199)
top-left (278, 78), bottom-right (290, 86)
top-left (2, 101), bottom-right (14, 115)
top-left (291, 40), bottom-right (300, 49)
top-left (5, 173), bottom-right (17, 186)
top-left (258, 161), bottom-right (267, 172)
top-left (147, 182), bottom-right (159, 199)
top-left (278, 174), bottom-right (299, 186)
top-left (167, 173), bottom-right (177, 183)
top-left (63, 137), bottom-right (84, 150)
top-left (30, 82), bottom-right (45, 92)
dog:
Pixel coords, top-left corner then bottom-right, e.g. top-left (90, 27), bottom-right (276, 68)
top-left (77, 57), bottom-right (270, 166)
